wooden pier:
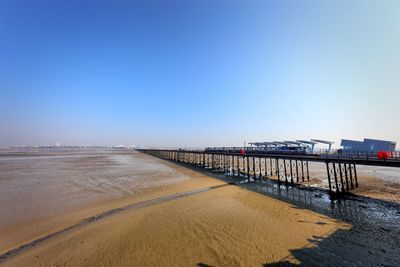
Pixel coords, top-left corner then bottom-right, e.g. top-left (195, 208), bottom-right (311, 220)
top-left (137, 149), bottom-right (400, 194)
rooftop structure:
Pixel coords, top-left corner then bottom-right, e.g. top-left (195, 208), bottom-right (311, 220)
top-left (311, 139), bottom-right (334, 152)
top-left (341, 138), bottom-right (396, 153)
top-left (248, 139), bottom-right (336, 153)
top-left (283, 141), bottom-right (303, 146)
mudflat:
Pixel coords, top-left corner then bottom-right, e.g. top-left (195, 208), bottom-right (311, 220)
top-left (0, 151), bottom-right (224, 256)
top-left (305, 162), bottom-right (400, 202)
top-left (0, 151), bottom-right (398, 266)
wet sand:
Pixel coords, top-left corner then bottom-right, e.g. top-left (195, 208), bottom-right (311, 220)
top-left (0, 152), bottom-right (224, 256)
top-left (2, 181), bottom-right (349, 266)
top-left (1, 151), bottom-right (399, 266)
top-left (306, 162), bottom-right (400, 202)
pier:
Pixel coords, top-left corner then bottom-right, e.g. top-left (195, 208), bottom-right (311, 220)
top-left (137, 148), bottom-right (400, 194)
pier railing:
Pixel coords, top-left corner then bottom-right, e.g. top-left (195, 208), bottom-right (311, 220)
top-left (203, 147), bottom-right (400, 161)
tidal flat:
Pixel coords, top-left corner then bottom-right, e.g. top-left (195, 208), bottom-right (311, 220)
top-left (0, 151), bottom-right (399, 266)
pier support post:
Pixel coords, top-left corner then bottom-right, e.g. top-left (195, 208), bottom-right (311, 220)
top-left (237, 156), bottom-right (240, 176)
top-left (332, 162), bottom-right (340, 192)
top-left (284, 159), bottom-right (288, 184)
top-left (349, 164), bottom-right (354, 188)
top-left (252, 157), bottom-right (256, 179)
top-left (290, 160), bottom-right (294, 185)
top-left (326, 162), bottom-right (332, 192)
top-left (353, 164), bottom-right (358, 187)
top-left (247, 156), bottom-right (250, 180)
top-left (225, 155), bottom-right (228, 173)
top-left (344, 163), bottom-right (350, 190)
top-left (270, 158), bottom-right (273, 176)
top-left (264, 158), bottom-right (267, 177)
top-left (231, 155), bottom-right (234, 175)
top-left (338, 162), bottom-right (345, 192)
top-left (276, 159), bottom-right (280, 184)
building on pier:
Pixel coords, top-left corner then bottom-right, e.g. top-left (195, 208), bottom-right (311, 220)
top-left (248, 140), bottom-right (312, 154)
top-left (340, 138), bottom-right (396, 153)
top-left (248, 139), bottom-right (335, 154)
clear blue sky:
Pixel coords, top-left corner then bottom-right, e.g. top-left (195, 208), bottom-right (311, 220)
top-left (1, 0), bottom-right (399, 147)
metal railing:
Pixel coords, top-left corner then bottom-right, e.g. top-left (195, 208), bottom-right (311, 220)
top-left (204, 147), bottom-right (400, 161)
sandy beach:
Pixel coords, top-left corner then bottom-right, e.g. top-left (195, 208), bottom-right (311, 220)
top-left (0, 152), bottom-right (224, 256)
top-left (1, 151), bottom-right (399, 266)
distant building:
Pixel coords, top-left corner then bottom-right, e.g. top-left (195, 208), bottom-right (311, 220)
top-left (340, 138), bottom-right (396, 152)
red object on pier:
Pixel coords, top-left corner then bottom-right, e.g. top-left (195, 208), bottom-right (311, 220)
top-left (377, 151), bottom-right (388, 160)
top-left (240, 149), bottom-right (245, 155)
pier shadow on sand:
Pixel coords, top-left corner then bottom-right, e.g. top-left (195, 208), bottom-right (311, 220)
top-left (170, 160), bottom-right (400, 266)
top-left (264, 227), bottom-right (398, 266)
top-left (236, 178), bottom-right (399, 266)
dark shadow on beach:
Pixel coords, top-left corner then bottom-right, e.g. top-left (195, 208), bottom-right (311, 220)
top-left (165, 159), bottom-right (400, 266)
top-left (264, 227), bottom-right (398, 266)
